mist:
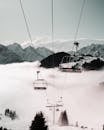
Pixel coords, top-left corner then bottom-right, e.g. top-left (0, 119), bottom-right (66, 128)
top-left (0, 62), bottom-right (104, 130)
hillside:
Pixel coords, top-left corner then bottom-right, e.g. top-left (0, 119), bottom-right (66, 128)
top-left (7, 43), bottom-right (25, 61)
top-left (40, 52), bottom-right (70, 68)
top-left (23, 46), bottom-right (44, 62)
top-left (40, 52), bottom-right (104, 70)
top-left (0, 44), bottom-right (23, 64)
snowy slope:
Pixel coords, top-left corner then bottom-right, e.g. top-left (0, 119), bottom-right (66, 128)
top-left (0, 62), bottom-right (104, 130)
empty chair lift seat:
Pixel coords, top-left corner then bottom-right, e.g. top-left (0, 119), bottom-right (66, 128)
top-left (33, 79), bottom-right (47, 90)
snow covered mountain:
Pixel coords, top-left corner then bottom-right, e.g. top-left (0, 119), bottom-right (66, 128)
top-left (43, 39), bottom-right (104, 52)
top-left (40, 52), bottom-right (104, 70)
top-left (78, 44), bottom-right (104, 58)
top-left (0, 40), bottom-right (104, 65)
top-left (21, 39), bottom-right (104, 52)
top-left (1, 38), bottom-right (104, 53)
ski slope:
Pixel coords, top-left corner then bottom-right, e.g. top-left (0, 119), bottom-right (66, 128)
top-left (0, 62), bottom-right (104, 130)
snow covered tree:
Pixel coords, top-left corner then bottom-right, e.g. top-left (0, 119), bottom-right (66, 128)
top-left (76, 121), bottom-right (78, 127)
top-left (0, 127), bottom-right (8, 130)
top-left (30, 112), bottom-right (48, 130)
top-left (58, 110), bottom-right (69, 126)
top-left (103, 124), bottom-right (104, 130)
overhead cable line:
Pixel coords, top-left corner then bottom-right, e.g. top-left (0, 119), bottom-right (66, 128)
top-left (51, 0), bottom-right (55, 68)
top-left (72, 0), bottom-right (86, 52)
top-left (74, 0), bottom-right (86, 42)
top-left (19, 0), bottom-right (32, 43)
top-left (19, 0), bottom-right (45, 58)
top-left (51, 0), bottom-right (54, 44)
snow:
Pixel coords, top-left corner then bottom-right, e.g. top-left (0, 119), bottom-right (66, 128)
top-left (59, 62), bottom-right (79, 68)
top-left (0, 62), bottom-right (104, 130)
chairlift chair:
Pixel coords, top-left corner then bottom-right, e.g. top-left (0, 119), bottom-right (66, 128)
top-left (33, 70), bottom-right (48, 90)
top-left (33, 79), bottom-right (48, 90)
top-left (33, 79), bottom-right (47, 90)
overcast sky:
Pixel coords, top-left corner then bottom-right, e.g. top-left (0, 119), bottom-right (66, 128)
top-left (0, 0), bottom-right (104, 43)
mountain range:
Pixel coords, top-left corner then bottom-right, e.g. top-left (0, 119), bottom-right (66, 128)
top-left (0, 43), bottom-right (53, 64)
top-left (20, 39), bottom-right (104, 52)
top-left (0, 41), bottom-right (104, 65)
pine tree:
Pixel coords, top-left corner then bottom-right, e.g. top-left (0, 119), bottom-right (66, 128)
top-left (58, 110), bottom-right (69, 126)
top-left (30, 112), bottom-right (48, 130)
top-left (76, 121), bottom-right (78, 127)
top-left (103, 124), bottom-right (104, 130)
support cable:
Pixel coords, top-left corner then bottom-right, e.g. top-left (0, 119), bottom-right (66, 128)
top-left (72, 0), bottom-right (86, 52)
top-left (19, 0), bottom-right (45, 58)
top-left (19, 0), bottom-right (32, 43)
top-left (51, 0), bottom-right (54, 44)
top-left (74, 0), bottom-right (86, 42)
top-left (51, 0), bottom-right (55, 68)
